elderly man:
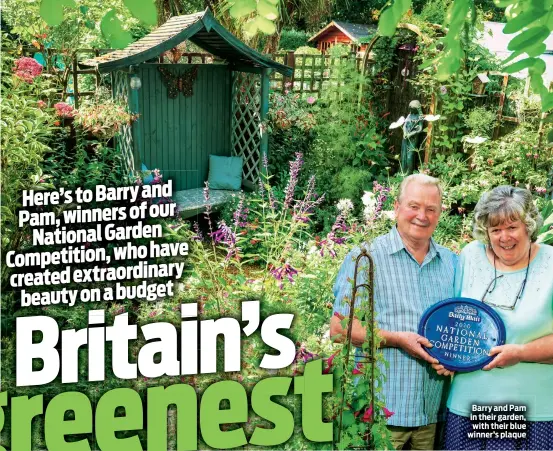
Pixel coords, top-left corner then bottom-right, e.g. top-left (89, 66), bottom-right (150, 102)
top-left (330, 174), bottom-right (457, 450)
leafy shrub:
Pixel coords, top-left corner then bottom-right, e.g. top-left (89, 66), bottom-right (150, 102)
top-left (75, 98), bottom-right (137, 139)
top-left (294, 46), bottom-right (321, 55)
top-left (327, 43), bottom-right (351, 57)
top-left (279, 29), bottom-right (311, 51)
top-left (464, 106), bottom-right (496, 138)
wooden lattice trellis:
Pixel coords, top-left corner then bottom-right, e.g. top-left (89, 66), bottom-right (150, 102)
top-left (231, 72), bottom-right (263, 188)
top-left (113, 70), bottom-right (135, 174)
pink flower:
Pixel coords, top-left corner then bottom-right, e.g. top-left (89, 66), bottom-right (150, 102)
top-left (13, 57), bottom-right (42, 83)
top-left (322, 352), bottom-right (338, 374)
top-left (383, 407), bottom-right (395, 419)
top-left (360, 404), bottom-right (395, 423)
top-left (306, 96), bottom-right (316, 105)
top-left (54, 102), bottom-right (76, 118)
top-left (37, 100), bottom-right (47, 108)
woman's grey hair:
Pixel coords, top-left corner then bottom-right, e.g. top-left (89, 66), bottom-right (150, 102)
top-left (398, 173), bottom-right (442, 203)
top-left (473, 185), bottom-right (543, 243)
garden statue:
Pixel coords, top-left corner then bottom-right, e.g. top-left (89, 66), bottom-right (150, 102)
top-left (401, 100), bottom-right (424, 174)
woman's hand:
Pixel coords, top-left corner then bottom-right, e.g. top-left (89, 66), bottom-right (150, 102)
top-left (482, 344), bottom-right (524, 370)
top-left (431, 362), bottom-right (455, 377)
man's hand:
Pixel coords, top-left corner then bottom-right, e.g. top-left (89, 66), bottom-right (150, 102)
top-left (431, 362), bottom-right (455, 377)
top-left (393, 332), bottom-right (439, 364)
top-left (482, 344), bottom-right (524, 370)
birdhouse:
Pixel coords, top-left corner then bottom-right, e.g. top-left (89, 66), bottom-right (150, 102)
top-left (473, 73), bottom-right (490, 95)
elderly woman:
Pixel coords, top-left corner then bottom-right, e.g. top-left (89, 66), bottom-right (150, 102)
top-left (441, 185), bottom-right (553, 450)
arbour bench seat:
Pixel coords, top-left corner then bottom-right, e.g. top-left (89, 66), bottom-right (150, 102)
top-left (173, 188), bottom-right (236, 219)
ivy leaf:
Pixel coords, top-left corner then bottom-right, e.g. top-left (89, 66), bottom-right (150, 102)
top-left (40, 0), bottom-right (76, 26)
top-left (503, 8), bottom-right (544, 34)
top-left (378, 0), bottom-right (412, 37)
top-left (507, 26), bottom-right (550, 52)
top-left (503, 57), bottom-right (538, 74)
top-left (525, 42), bottom-right (547, 58)
top-left (257, 0), bottom-right (279, 20)
top-left (100, 9), bottom-right (134, 49)
top-left (85, 20), bottom-right (95, 29)
top-left (123, 0), bottom-right (157, 27)
top-left (547, 129), bottom-right (553, 144)
top-left (255, 15), bottom-right (276, 34)
top-left (341, 410), bottom-right (356, 428)
top-left (79, 5), bottom-right (89, 14)
top-left (494, 0), bottom-right (517, 6)
top-left (229, 0), bottom-right (256, 19)
top-left (541, 92), bottom-right (553, 112)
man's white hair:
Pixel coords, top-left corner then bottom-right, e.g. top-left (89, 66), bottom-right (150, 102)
top-left (397, 173), bottom-right (442, 203)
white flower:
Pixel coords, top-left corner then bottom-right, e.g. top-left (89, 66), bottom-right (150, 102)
top-left (389, 116), bottom-right (406, 129)
top-left (363, 205), bottom-right (376, 222)
top-left (362, 191), bottom-right (377, 207)
top-left (336, 198), bottom-right (354, 214)
top-left (424, 114), bottom-right (441, 122)
top-left (381, 210), bottom-right (396, 220)
top-left (464, 135), bottom-right (488, 144)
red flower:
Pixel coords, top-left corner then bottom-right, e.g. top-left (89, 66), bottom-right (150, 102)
top-left (360, 404), bottom-right (395, 423)
top-left (323, 352), bottom-right (339, 374)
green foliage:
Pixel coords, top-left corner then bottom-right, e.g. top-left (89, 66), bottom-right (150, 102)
top-left (464, 106), bottom-right (496, 138)
top-left (537, 199), bottom-right (553, 244)
top-left (425, 124), bottom-right (551, 210)
top-left (123, 0), bottom-right (157, 26)
top-left (0, 42), bottom-right (56, 278)
top-left (101, 9), bottom-right (134, 48)
top-left (294, 45), bottom-right (322, 55)
top-left (3, 0), bottom-right (144, 50)
top-left (267, 90), bottom-right (316, 187)
top-left (328, 43), bottom-right (351, 57)
top-left (420, 0), bottom-right (553, 111)
top-left (39, 0), bottom-right (76, 26)
top-left (279, 28), bottom-right (311, 51)
top-left (418, 0), bottom-right (452, 24)
top-left (334, 167), bottom-right (375, 202)
top-left (378, 0), bottom-right (412, 37)
top-left (304, 60), bottom-right (388, 203)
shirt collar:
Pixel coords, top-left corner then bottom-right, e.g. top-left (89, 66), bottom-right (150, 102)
top-left (387, 226), bottom-right (442, 260)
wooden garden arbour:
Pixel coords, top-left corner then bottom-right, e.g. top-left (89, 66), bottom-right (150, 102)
top-left (83, 9), bottom-right (292, 213)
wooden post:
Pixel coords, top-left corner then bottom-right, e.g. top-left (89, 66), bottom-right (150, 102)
top-left (283, 51), bottom-right (295, 92)
top-left (260, 68), bottom-right (271, 180)
top-left (310, 55), bottom-right (316, 93)
top-left (129, 70), bottom-right (143, 171)
top-left (424, 92), bottom-right (437, 164)
top-left (537, 81), bottom-right (553, 150)
top-left (493, 74), bottom-right (509, 140)
top-left (72, 52), bottom-right (79, 108)
top-left (299, 54), bottom-right (306, 94)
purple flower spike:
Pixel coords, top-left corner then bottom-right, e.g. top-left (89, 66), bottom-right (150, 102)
top-left (283, 153), bottom-right (304, 209)
top-left (270, 262), bottom-right (299, 289)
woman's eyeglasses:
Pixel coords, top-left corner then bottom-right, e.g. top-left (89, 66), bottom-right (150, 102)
top-left (480, 245), bottom-right (531, 310)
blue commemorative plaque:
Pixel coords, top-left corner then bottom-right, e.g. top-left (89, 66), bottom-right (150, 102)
top-left (418, 298), bottom-right (506, 372)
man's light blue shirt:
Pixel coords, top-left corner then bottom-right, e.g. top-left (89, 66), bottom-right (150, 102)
top-left (333, 226), bottom-right (457, 427)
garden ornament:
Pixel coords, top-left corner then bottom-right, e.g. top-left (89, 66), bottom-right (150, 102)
top-left (401, 100), bottom-right (424, 174)
top-left (337, 248), bottom-right (376, 447)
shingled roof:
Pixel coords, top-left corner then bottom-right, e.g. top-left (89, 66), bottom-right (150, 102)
top-left (309, 21), bottom-right (376, 43)
top-left (82, 9), bottom-right (292, 76)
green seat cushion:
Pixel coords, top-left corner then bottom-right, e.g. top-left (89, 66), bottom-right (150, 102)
top-left (208, 155), bottom-right (243, 190)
